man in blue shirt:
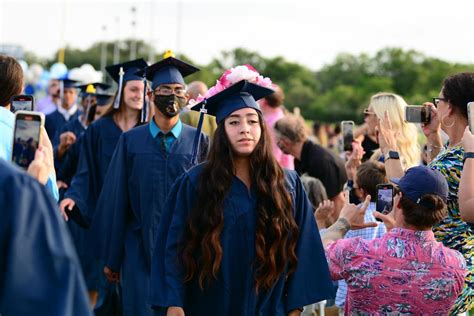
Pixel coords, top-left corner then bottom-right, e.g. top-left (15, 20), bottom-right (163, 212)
top-left (94, 53), bottom-right (209, 316)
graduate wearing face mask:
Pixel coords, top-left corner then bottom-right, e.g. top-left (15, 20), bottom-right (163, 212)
top-left (92, 52), bottom-right (210, 316)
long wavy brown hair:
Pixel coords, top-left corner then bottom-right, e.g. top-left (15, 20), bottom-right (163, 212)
top-left (180, 111), bottom-right (299, 292)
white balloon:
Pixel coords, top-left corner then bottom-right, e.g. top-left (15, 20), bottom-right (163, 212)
top-left (50, 62), bottom-right (68, 79)
top-left (26, 64), bottom-right (44, 84)
top-left (68, 64), bottom-right (102, 83)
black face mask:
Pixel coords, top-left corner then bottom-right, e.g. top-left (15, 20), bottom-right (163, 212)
top-left (154, 94), bottom-right (187, 118)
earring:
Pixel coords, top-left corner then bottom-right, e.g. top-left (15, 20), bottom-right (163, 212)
top-left (441, 114), bottom-right (455, 128)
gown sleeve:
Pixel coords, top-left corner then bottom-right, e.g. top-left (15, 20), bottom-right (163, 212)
top-left (64, 126), bottom-right (100, 224)
top-left (148, 172), bottom-right (197, 313)
top-left (93, 134), bottom-right (130, 272)
top-left (285, 171), bottom-right (335, 312)
top-left (0, 165), bottom-right (91, 316)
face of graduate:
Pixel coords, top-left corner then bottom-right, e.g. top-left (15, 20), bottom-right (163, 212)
top-left (62, 88), bottom-right (77, 109)
top-left (123, 80), bottom-right (145, 111)
top-left (153, 83), bottom-right (187, 118)
top-left (224, 108), bottom-right (262, 157)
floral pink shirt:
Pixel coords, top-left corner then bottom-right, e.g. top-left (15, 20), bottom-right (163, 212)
top-left (326, 228), bottom-right (467, 315)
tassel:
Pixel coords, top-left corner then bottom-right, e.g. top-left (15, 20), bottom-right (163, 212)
top-left (190, 100), bottom-right (207, 165)
top-left (113, 67), bottom-right (125, 109)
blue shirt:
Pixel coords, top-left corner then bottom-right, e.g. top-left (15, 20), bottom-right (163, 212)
top-left (0, 106), bottom-right (59, 201)
top-left (149, 117), bottom-right (182, 152)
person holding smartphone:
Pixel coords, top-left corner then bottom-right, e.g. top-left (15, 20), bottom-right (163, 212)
top-left (322, 166), bottom-right (466, 315)
top-left (459, 126), bottom-right (474, 223)
top-left (0, 54), bottom-right (58, 200)
top-left (379, 72), bottom-right (474, 313)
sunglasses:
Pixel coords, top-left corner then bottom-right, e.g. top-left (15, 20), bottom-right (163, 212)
top-left (432, 97), bottom-right (447, 108)
top-left (363, 108), bottom-right (376, 117)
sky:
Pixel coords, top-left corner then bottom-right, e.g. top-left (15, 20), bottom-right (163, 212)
top-left (0, 0), bottom-right (473, 70)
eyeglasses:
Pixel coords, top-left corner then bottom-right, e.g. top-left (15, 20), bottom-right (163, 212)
top-left (155, 86), bottom-right (186, 97)
top-left (363, 108), bottom-right (376, 117)
top-left (432, 97), bottom-right (447, 107)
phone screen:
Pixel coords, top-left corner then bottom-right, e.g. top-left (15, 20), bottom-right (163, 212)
top-left (468, 102), bottom-right (474, 133)
top-left (11, 95), bottom-right (34, 112)
top-left (12, 113), bottom-right (41, 169)
top-left (342, 121), bottom-right (354, 151)
top-left (376, 185), bottom-right (394, 214)
top-left (405, 106), bottom-right (430, 123)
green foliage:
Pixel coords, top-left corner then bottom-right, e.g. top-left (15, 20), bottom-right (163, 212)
top-left (40, 44), bottom-right (474, 122)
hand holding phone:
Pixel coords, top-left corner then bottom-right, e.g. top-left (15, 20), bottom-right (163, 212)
top-left (11, 111), bottom-right (44, 169)
top-left (376, 183), bottom-right (394, 222)
top-left (11, 95), bottom-right (34, 112)
top-left (468, 102), bottom-right (474, 133)
top-left (341, 121), bottom-right (355, 152)
top-left (405, 105), bottom-right (431, 123)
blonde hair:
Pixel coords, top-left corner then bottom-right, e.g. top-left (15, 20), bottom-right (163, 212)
top-left (369, 92), bottom-right (420, 169)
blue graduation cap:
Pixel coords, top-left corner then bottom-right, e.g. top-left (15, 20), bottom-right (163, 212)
top-left (188, 80), bottom-right (274, 164)
top-left (105, 58), bottom-right (148, 110)
top-left (94, 93), bottom-right (114, 106)
top-left (58, 78), bottom-right (79, 89)
top-left (190, 80), bottom-right (274, 123)
top-left (57, 78), bottom-right (79, 105)
top-left (135, 54), bottom-right (199, 90)
top-left (76, 82), bottom-right (111, 97)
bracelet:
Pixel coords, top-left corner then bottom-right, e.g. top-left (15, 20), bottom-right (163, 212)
top-left (427, 144), bottom-right (444, 154)
top-left (464, 152), bottom-right (474, 163)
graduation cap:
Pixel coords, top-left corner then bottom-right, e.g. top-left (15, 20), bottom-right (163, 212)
top-left (135, 53), bottom-right (199, 90)
top-left (105, 58), bottom-right (148, 110)
top-left (188, 80), bottom-right (274, 164)
top-left (58, 78), bottom-right (79, 105)
top-left (94, 93), bottom-right (114, 106)
top-left (190, 80), bottom-right (274, 123)
top-left (76, 82), bottom-right (111, 97)
top-left (85, 93), bottom-right (114, 123)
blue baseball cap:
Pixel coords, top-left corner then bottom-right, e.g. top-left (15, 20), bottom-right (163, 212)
top-left (390, 166), bottom-right (448, 207)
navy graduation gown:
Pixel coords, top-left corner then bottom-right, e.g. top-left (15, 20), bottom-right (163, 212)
top-left (45, 109), bottom-right (81, 142)
top-left (53, 117), bottom-right (86, 175)
top-left (0, 160), bottom-right (91, 316)
top-left (93, 123), bottom-right (209, 316)
top-left (57, 136), bottom-right (83, 188)
top-left (64, 115), bottom-right (122, 222)
top-left (52, 116), bottom-right (86, 148)
top-left (63, 115), bottom-right (122, 291)
top-left (149, 165), bottom-right (334, 315)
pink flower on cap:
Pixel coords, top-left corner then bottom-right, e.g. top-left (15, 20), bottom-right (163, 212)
top-left (188, 64), bottom-right (272, 107)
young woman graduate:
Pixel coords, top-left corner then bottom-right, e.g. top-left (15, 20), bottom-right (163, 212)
top-left (149, 65), bottom-right (334, 316)
top-left (92, 54), bottom-right (210, 316)
top-left (59, 58), bottom-right (148, 310)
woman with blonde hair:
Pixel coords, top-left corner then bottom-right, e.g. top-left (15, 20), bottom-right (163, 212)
top-left (364, 92), bottom-right (420, 169)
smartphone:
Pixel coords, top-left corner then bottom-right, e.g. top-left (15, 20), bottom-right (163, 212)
top-left (376, 183), bottom-right (394, 221)
top-left (468, 102), bottom-right (474, 133)
top-left (11, 95), bottom-right (34, 112)
top-left (405, 105), bottom-right (431, 123)
top-left (341, 121), bottom-right (354, 151)
top-left (11, 111), bottom-right (44, 169)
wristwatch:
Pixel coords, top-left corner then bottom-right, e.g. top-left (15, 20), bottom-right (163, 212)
top-left (464, 152), bottom-right (474, 163)
top-left (384, 150), bottom-right (400, 161)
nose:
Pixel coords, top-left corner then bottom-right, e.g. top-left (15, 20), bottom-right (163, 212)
top-left (240, 121), bottom-right (251, 134)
